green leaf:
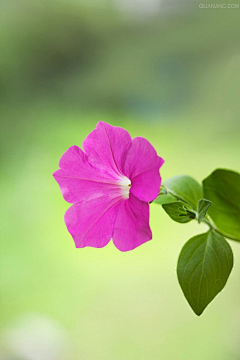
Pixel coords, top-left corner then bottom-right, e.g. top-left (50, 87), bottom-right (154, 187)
top-left (203, 169), bottom-right (240, 241)
top-left (153, 185), bottom-right (176, 205)
top-left (162, 202), bottom-right (196, 223)
top-left (177, 231), bottom-right (233, 316)
top-left (197, 198), bottom-right (212, 223)
top-left (163, 175), bottom-right (203, 209)
top-left (153, 194), bottom-right (176, 205)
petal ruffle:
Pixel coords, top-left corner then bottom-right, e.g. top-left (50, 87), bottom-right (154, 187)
top-left (130, 167), bottom-right (161, 202)
top-left (82, 122), bottom-right (132, 178)
top-left (65, 196), bottom-right (122, 248)
top-left (112, 193), bottom-right (152, 252)
top-left (53, 146), bottom-right (123, 203)
top-left (123, 137), bottom-right (164, 202)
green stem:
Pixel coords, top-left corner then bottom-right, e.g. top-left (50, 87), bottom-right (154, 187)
top-left (162, 186), bottom-right (239, 243)
top-left (202, 217), bottom-right (239, 242)
top-left (165, 188), bottom-right (196, 210)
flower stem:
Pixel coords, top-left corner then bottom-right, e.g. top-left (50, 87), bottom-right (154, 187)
top-left (161, 186), bottom-right (240, 243)
top-left (164, 188), bottom-right (196, 210)
top-left (202, 217), bottom-right (239, 242)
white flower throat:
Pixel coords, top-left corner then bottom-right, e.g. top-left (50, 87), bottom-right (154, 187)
top-left (119, 176), bottom-right (131, 199)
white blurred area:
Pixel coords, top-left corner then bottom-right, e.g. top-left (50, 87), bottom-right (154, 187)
top-left (113, 0), bottom-right (198, 17)
top-left (114, 0), bottom-right (162, 15)
top-left (0, 314), bottom-right (70, 360)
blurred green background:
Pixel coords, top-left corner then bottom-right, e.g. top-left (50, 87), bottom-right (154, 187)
top-left (1, 0), bottom-right (240, 359)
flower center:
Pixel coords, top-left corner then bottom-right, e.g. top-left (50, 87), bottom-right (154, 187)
top-left (119, 176), bottom-right (131, 199)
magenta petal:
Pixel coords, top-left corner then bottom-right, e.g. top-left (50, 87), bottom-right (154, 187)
top-left (130, 169), bottom-right (161, 202)
top-left (123, 138), bottom-right (164, 202)
top-left (53, 146), bottom-right (123, 203)
top-left (124, 137), bottom-right (163, 178)
top-left (82, 122), bottom-right (132, 178)
top-left (65, 197), bottom-right (122, 248)
top-left (53, 169), bottom-right (125, 203)
top-left (56, 145), bottom-right (115, 181)
top-left (112, 194), bottom-right (152, 252)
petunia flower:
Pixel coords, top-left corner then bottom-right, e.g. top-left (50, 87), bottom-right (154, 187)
top-left (53, 121), bottom-right (164, 251)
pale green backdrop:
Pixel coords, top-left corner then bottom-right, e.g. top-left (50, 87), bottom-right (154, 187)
top-left (1, 0), bottom-right (240, 359)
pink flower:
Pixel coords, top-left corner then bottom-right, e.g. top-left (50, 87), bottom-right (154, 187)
top-left (53, 122), bottom-right (164, 251)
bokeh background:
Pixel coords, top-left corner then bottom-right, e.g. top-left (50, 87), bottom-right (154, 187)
top-left (1, 0), bottom-right (240, 359)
